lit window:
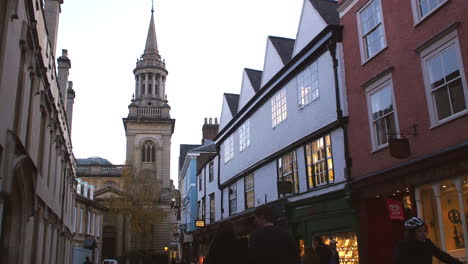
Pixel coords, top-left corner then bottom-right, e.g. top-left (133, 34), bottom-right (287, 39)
top-left (244, 174), bottom-right (255, 209)
top-left (141, 140), bottom-right (156, 163)
top-left (278, 151), bottom-right (299, 194)
top-left (423, 42), bottom-right (467, 124)
top-left (358, 0), bottom-right (386, 61)
top-left (224, 136), bottom-right (234, 163)
top-left (297, 61), bottom-right (319, 107)
top-left (239, 120), bottom-right (250, 151)
top-left (229, 184), bottom-right (237, 215)
top-left (271, 89), bottom-right (287, 127)
top-left (305, 135), bottom-right (334, 188)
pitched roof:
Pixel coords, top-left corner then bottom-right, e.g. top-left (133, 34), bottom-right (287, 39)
top-left (309, 0), bottom-right (339, 25)
top-left (179, 144), bottom-right (201, 170)
top-left (269, 36), bottom-right (295, 65)
top-left (245, 69), bottom-right (263, 92)
top-left (191, 143), bottom-right (217, 153)
top-left (225, 93), bottom-right (240, 116)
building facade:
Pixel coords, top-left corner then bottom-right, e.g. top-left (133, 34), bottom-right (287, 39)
top-left (71, 179), bottom-right (105, 264)
top-left (192, 1), bottom-right (359, 264)
top-left (0, 0), bottom-right (76, 263)
top-left (338, 0), bottom-right (468, 263)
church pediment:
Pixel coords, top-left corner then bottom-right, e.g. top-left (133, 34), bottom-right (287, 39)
top-left (94, 186), bottom-right (124, 199)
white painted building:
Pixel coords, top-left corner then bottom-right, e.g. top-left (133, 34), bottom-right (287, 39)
top-left (194, 1), bottom-right (359, 262)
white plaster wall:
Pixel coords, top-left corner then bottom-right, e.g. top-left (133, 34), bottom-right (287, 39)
top-left (292, 0), bottom-right (327, 57)
top-left (252, 163), bottom-right (278, 206)
top-left (238, 70), bottom-right (257, 111)
top-left (219, 96), bottom-right (233, 131)
top-left (220, 51), bottom-right (338, 183)
top-left (260, 38), bottom-right (285, 87)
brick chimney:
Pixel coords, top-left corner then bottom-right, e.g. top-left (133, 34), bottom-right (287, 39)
top-left (202, 117), bottom-right (219, 144)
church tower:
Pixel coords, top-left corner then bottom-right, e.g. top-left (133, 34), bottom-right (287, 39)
top-left (122, 5), bottom-right (175, 253)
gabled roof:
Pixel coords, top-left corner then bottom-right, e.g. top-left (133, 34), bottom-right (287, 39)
top-left (309, 0), bottom-right (339, 25)
top-left (191, 143), bottom-right (217, 153)
top-left (245, 69), bottom-right (263, 93)
top-left (225, 93), bottom-right (240, 116)
top-left (179, 144), bottom-right (201, 170)
top-left (269, 36), bottom-right (295, 65)
top-left (94, 186), bottom-right (124, 198)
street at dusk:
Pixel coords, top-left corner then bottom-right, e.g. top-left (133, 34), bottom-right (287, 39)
top-left (1, 0), bottom-right (468, 264)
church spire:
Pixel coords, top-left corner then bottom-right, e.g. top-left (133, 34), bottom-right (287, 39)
top-left (144, 2), bottom-right (159, 56)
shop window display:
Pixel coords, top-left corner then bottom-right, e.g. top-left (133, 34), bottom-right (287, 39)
top-left (417, 177), bottom-right (468, 261)
top-left (322, 232), bottom-right (359, 264)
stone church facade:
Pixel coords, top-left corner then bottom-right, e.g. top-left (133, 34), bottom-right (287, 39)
top-left (77, 6), bottom-right (177, 261)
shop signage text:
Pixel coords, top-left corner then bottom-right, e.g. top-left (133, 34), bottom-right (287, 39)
top-left (386, 199), bottom-right (405, 220)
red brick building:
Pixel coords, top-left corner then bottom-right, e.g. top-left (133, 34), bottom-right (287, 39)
top-left (338, 0), bottom-right (468, 263)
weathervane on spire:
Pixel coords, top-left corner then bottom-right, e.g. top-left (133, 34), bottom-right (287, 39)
top-left (151, 0), bottom-right (154, 13)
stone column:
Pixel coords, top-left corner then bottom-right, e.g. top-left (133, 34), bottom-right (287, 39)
top-left (453, 177), bottom-right (468, 258)
top-left (135, 75), bottom-right (139, 98)
top-left (157, 75), bottom-right (162, 99)
top-left (152, 73), bottom-right (156, 97)
top-left (161, 76), bottom-right (165, 100)
top-left (145, 73), bottom-right (149, 98)
top-left (432, 183), bottom-right (446, 250)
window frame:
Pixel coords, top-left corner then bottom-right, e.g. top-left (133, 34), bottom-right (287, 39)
top-left (410, 0), bottom-right (449, 25)
top-left (271, 89), bottom-right (288, 128)
top-left (208, 161), bottom-right (214, 182)
top-left (277, 151), bottom-right (299, 195)
top-left (420, 30), bottom-right (468, 127)
top-left (297, 60), bottom-right (319, 108)
top-left (365, 73), bottom-right (400, 151)
top-left (141, 140), bottom-right (156, 163)
top-left (305, 135), bottom-right (335, 189)
top-left (356, 0), bottom-right (387, 64)
top-left (229, 183), bottom-right (237, 216)
top-left (224, 135), bottom-right (234, 163)
top-left (209, 193), bottom-right (215, 224)
top-left (239, 120), bottom-right (250, 152)
top-left (244, 174), bottom-right (255, 209)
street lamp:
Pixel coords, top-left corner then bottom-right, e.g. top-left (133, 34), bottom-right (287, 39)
top-left (164, 246), bottom-right (168, 253)
top-left (164, 246), bottom-right (169, 264)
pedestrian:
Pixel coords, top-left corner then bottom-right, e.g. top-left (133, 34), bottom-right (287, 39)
top-left (329, 240), bottom-right (339, 264)
top-left (309, 236), bottom-right (331, 264)
top-left (248, 204), bottom-right (300, 264)
top-left (83, 256), bottom-right (92, 264)
top-left (393, 217), bottom-right (463, 264)
top-left (204, 220), bottom-right (247, 264)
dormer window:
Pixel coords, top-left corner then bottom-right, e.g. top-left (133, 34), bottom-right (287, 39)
top-left (141, 140), bottom-right (156, 163)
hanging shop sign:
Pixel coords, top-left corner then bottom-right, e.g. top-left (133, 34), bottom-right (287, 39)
top-left (195, 220), bottom-right (205, 227)
top-left (386, 199), bottom-right (405, 220)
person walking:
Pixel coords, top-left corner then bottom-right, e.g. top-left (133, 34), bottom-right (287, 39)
top-left (248, 204), bottom-right (300, 264)
top-left (309, 236), bottom-right (331, 264)
top-left (204, 220), bottom-right (247, 264)
top-left (83, 256), bottom-right (92, 264)
top-left (329, 240), bottom-right (340, 264)
top-left (393, 217), bottom-right (463, 264)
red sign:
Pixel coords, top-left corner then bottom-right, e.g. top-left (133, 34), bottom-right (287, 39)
top-left (386, 199), bottom-right (405, 220)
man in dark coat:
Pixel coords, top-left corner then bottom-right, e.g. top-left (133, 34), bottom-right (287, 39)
top-left (248, 204), bottom-right (300, 264)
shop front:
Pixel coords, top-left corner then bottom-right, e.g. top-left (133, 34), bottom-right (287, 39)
top-left (286, 189), bottom-right (359, 264)
top-left (352, 144), bottom-right (468, 264)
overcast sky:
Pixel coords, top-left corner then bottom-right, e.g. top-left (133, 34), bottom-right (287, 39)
top-left (56, 0), bottom-right (303, 187)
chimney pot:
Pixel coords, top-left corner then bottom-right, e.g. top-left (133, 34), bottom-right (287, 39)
top-left (209, 118), bottom-right (212, 124)
top-left (62, 49), bottom-right (68, 57)
top-left (204, 118), bottom-right (207, 124)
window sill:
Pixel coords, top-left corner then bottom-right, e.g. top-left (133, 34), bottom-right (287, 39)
top-left (413, 0), bottom-right (450, 28)
top-left (429, 109), bottom-right (468, 129)
top-left (361, 46), bottom-right (388, 66)
top-left (371, 143), bottom-right (389, 154)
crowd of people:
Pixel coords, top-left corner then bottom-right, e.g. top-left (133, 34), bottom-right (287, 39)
top-left (200, 205), bottom-right (464, 264)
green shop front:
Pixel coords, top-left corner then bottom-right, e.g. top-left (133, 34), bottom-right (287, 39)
top-left (287, 189), bottom-right (359, 264)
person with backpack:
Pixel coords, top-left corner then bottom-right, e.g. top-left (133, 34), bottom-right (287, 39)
top-left (393, 217), bottom-right (463, 264)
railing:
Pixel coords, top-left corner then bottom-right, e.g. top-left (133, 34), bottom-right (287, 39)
top-left (136, 107), bottom-right (161, 118)
top-left (76, 165), bottom-right (126, 176)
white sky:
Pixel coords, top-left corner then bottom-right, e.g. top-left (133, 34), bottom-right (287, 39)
top-left (56, 0), bottom-right (303, 188)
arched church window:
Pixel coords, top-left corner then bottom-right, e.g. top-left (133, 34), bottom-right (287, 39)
top-left (141, 140), bottom-right (156, 163)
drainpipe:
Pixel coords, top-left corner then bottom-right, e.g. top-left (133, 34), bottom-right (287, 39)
top-left (216, 145), bottom-right (224, 220)
top-left (329, 33), bottom-right (352, 186)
